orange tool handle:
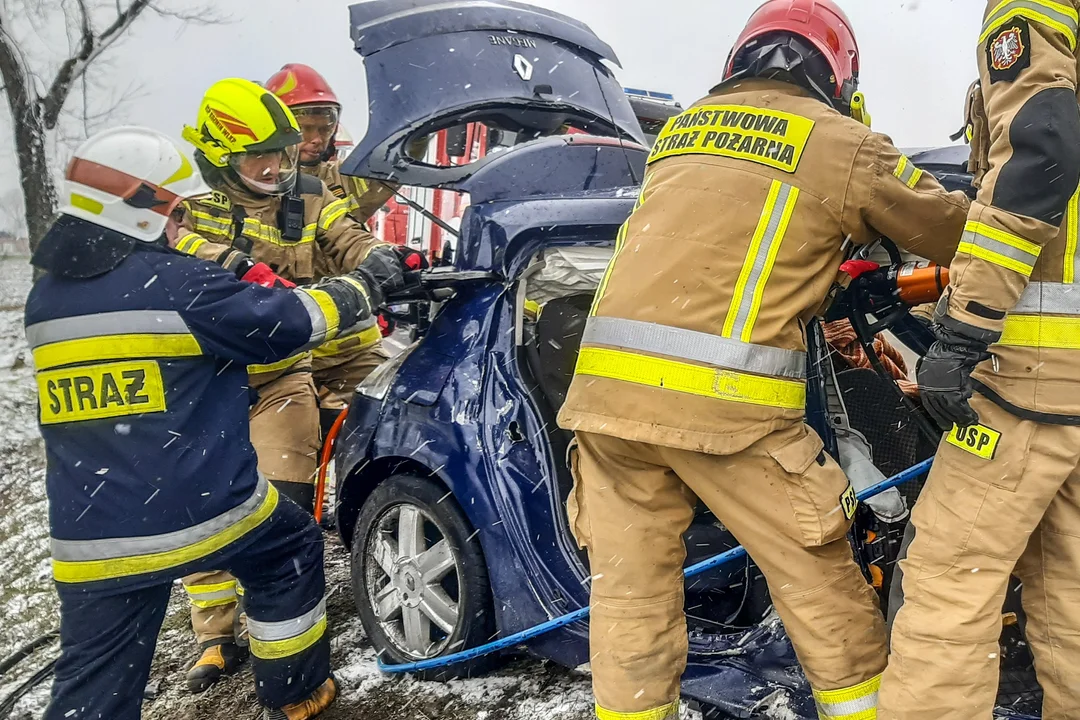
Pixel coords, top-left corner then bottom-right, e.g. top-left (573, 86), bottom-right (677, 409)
top-left (891, 261), bottom-right (950, 305)
top-left (314, 408), bottom-right (349, 524)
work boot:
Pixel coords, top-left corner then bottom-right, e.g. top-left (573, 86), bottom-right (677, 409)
top-left (186, 641), bottom-right (247, 693)
top-left (263, 677), bottom-right (337, 720)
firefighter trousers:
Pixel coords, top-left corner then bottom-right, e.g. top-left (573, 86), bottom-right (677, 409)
top-left (45, 495), bottom-right (330, 720)
top-left (311, 340), bottom-right (389, 410)
top-left (570, 426), bottom-right (888, 720)
top-left (184, 369), bottom-right (320, 645)
top-left (880, 395), bottom-right (1080, 720)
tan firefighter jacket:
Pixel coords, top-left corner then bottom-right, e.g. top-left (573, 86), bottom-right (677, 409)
top-left (174, 170), bottom-right (386, 383)
top-left (955, 1), bottom-right (1080, 421)
top-left (557, 79), bottom-right (970, 455)
top-left (307, 160), bottom-right (398, 226)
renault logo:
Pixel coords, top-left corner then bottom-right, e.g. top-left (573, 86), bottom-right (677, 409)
top-left (513, 54), bottom-right (534, 81)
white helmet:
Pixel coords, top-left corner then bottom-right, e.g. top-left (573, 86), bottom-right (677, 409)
top-left (61, 126), bottom-right (213, 242)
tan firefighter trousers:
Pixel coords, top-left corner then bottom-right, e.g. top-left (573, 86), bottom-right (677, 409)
top-left (311, 341), bottom-right (389, 410)
top-left (570, 426), bottom-right (888, 720)
top-left (880, 395), bottom-right (1080, 720)
top-left (183, 369), bottom-right (321, 645)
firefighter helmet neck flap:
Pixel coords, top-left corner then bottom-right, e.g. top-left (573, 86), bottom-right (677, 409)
top-left (724, 0), bottom-right (861, 116)
top-left (183, 78), bottom-right (303, 196)
top-left (265, 64), bottom-right (342, 167)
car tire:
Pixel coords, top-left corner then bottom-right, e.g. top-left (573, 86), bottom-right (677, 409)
top-left (351, 473), bottom-right (496, 680)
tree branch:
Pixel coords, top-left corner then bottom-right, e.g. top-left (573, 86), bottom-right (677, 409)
top-left (0, 18), bottom-right (33, 126)
top-left (40, 0), bottom-right (151, 129)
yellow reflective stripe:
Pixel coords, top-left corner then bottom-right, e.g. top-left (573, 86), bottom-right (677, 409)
top-left (981, 0), bottom-right (1079, 50)
top-left (176, 233), bottom-right (207, 255)
top-left (595, 701), bottom-right (680, 720)
top-left (319, 198), bottom-right (351, 230)
top-left (346, 195), bottom-right (361, 213)
top-left (249, 616), bottom-right (327, 660)
top-left (190, 209), bottom-right (230, 230)
top-left (813, 674), bottom-right (881, 720)
top-left (33, 334), bottom-right (203, 371)
top-left (52, 484), bottom-right (279, 583)
top-left (724, 180), bottom-right (799, 341)
top-left (958, 221), bottom-right (1041, 277)
top-left (1065, 187), bottom-right (1079, 284)
top-left (303, 223), bottom-right (317, 242)
top-left (592, 173), bottom-right (654, 315)
top-left (740, 183), bottom-right (799, 341)
top-left (575, 347), bottom-right (805, 409)
top-left (893, 155), bottom-right (924, 189)
top-left (247, 352), bottom-right (306, 375)
top-left (1000, 314), bottom-right (1080, 349)
top-left (238, 218), bottom-right (315, 247)
top-left (184, 580), bottom-right (239, 609)
top-left (311, 325), bottom-right (382, 357)
top-left (302, 289), bottom-right (342, 341)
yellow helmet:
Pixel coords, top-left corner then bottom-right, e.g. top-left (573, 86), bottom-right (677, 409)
top-left (182, 78), bottom-right (303, 195)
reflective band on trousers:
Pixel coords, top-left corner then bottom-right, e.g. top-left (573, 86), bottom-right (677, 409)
top-left (812, 674), bottom-right (881, 720)
top-left (26, 310), bottom-right (203, 371)
top-left (51, 476), bottom-right (278, 583)
top-left (892, 156), bottom-right (923, 189)
top-left (724, 180), bottom-right (800, 342)
top-left (981, 0), bottom-right (1079, 50)
top-left (957, 221), bottom-right (1041, 277)
top-left (575, 347), bottom-right (806, 409)
top-left (248, 598), bottom-right (328, 660)
top-left (184, 580), bottom-right (238, 609)
top-left (248, 352), bottom-right (308, 375)
top-left (583, 317), bottom-right (806, 379)
top-left (595, 700), bottom-right (680, 720)
top-left (312, 322), bottom-right (382, 357)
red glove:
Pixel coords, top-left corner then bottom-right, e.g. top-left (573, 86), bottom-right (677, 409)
top-left (378, 313), bottom-right (395, 337)
top-left (241, 262), bottom-right (296, 289)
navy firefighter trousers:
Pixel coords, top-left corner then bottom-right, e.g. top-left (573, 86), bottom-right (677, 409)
top-left (45, 494), bottom-right (328, 720)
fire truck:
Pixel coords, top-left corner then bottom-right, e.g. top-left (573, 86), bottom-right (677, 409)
top-left (362, 88), bottom-right (682, 262)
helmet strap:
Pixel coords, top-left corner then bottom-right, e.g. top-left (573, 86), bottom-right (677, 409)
top-left (727, 34), bottom-right (852, 115)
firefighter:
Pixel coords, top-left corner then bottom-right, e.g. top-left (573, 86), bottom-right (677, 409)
top-left (881, 2), bottom-right (1080, 718)
top-left (28, 126), bottom-right (386, 720)
top-left (555, 2), bottom-right (971, 718)
top-left (172, 77), bottom-right (413, 691)
top-left (264, 63), bottom-right (408, 409)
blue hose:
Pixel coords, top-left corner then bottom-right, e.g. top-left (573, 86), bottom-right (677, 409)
top-left (378, 457), bottom-right (935, 674)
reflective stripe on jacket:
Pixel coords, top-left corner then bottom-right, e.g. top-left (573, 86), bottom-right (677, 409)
top-left (558, 79), bottom-right (970, 455)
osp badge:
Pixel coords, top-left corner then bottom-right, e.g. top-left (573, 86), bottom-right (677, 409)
top-left (987, 18), bottom-right (1031, 83)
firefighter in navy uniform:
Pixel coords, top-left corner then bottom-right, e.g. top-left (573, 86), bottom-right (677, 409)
top-left (881, 2), bottom-right (1080, 718)
top-left (264, 63), bottom-right (408, 409)
top-left (556, 2), bottom-right (971, 718)
top-left (172, 77), bottom-right (419, 690)
top-left (27, 127), bottom-right (394, 720)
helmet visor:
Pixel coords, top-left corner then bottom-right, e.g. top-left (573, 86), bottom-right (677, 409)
top-left (293, 106), bottom-right (340, 165)
top-left (228, 145), bottom-right (299, 195)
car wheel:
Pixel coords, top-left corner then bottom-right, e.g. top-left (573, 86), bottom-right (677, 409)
top-left (351, 473), bottom-right (496, 680)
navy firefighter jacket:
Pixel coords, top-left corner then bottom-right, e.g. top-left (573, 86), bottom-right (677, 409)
top-left (25, 228), bottom-right (342, 587)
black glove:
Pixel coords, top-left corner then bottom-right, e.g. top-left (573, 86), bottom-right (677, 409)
top-left (916, 316), bottom-right (999, 430)
top-left (359, 245), bottom-right (407, 295)
top-left (392, 244), bottom-right (430, 271)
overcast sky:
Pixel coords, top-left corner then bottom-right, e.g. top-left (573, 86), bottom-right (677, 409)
top-left (0, 0), bottom-right (982, 214)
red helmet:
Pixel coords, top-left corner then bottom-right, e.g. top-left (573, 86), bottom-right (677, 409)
top-left (265, 63), bottom-right (340, 109)
top-left (725, 0), bottom-right (859, 105)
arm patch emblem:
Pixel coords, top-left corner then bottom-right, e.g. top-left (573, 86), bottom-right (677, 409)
top-left (987, 18), bottom-right (1031, 83)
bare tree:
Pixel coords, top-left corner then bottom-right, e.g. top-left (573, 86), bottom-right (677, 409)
top-left (0, 1), bottom-right (220, 251)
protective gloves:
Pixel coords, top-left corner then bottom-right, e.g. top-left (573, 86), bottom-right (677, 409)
top-left (358, 245), bottom-right (425, 299)
top-left (916, 315), bottom-right (1000, 430)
